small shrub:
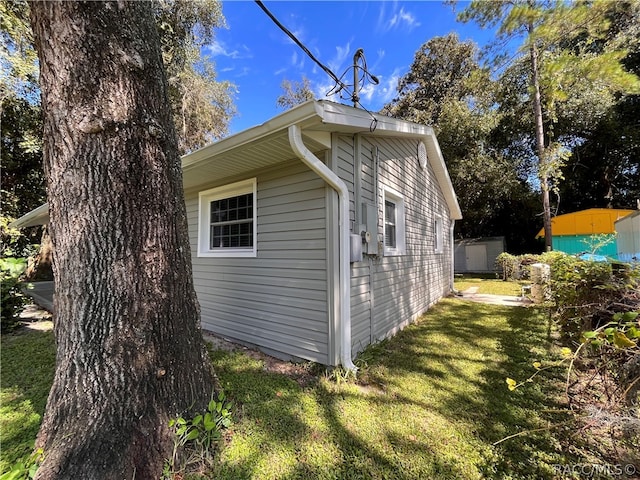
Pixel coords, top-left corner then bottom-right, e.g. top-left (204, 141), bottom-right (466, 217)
top-left (0, 449), bottom-right (44, 480)
top-left (495, 252), bottom-right (520, 281)
top-left (549, 256), bottom-right (634, 340)
top-left (1, 257), bottom-right (28, 332)
top-left (164, 391), bottom-right (233, 478)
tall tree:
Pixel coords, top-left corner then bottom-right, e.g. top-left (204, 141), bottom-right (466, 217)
top-left (154, 0), bottom-right (235, 153)
top-left (557, 2), bottom-right (640, 211)
top-left (1, 0), bottom-right (234, 225)
top-left (29, 2), bottom-right (213, 478)
top-left (459, 0), bottom-right (640, 250)
top-left (276, 75), bottom-right (315, 110)
top-left (385, 33), bottom-right (479, 126)
top-left (384, 34), bottom-right (541, 250)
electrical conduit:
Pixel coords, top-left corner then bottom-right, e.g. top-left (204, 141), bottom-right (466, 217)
top-left (288, 124), bottom-right (357, 372)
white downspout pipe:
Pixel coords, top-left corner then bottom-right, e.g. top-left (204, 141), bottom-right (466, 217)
top-left (450, 219), bottom-right (458, 294)
top-left (288, 124), bottom-right (357, 372)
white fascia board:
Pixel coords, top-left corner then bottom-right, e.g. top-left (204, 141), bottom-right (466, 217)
top-left (9, 202), bottom-right (50, 228)
top-left (181, 100), bottom-right (325, 172)
top-left (423, 132), bottom-right (463, 220)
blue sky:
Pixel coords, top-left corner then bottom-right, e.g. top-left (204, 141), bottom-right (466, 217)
top-left (208, 1), bottom-right (497, 134)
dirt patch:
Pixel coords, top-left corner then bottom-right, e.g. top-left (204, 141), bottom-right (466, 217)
top-left (202, 331), bottom-right (319, 387)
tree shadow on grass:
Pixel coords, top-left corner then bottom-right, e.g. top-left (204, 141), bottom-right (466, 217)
top-left (414, 300), bottom-right (572, 479)
top-left (206, 298), bottom-right (582, 479)
top-left (0, 328), bottom-right (55, 471)
top-left (353, 299), bottom-right (575, 479)
top-left (209, 346), bottom-right (480, 480)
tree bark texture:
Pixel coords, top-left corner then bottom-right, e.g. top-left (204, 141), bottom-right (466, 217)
top-left (29, 2), bottom-right (214, 478)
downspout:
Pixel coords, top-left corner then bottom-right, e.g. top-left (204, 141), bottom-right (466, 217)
top-left (450, 219), bottom-right (458, 295)
top-left (288, 124), bottom-right (357, 372)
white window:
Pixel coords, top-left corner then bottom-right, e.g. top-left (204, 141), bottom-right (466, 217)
top-left (198, 178), bottom-right (257, 257)
top-left (383, 187), bottom-right (406, 256)
top-left (434, 216), bottom-right (444, 253)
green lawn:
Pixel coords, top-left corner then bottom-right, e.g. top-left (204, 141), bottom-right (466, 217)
top-left (0, 327), bottom-right (55, 472)
top-left (208, 299), bottom-right (571, 479)
top-left (454, 274), bottom-right (526, 296)
top-left (1, 300), bottom-right (576, 478)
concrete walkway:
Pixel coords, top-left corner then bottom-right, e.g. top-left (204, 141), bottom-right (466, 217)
top-left (23, 281), bottom-right (54, 312)
top-left (457, 286), bottom-right (532, 307)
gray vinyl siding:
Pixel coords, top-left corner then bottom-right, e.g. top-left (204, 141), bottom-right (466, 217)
top-left (186, 160), bottom-right (331, 364)
top-left (336, 135), bottom-right (356, 230)
top-left (344, 134), bottom-right (453, 355)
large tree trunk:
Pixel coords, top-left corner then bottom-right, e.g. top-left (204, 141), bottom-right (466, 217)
top-left (29, 2), bottom-right (214, 478)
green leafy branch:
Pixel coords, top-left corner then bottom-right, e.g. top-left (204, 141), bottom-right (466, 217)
top-left (164, 390), bottom-right (233, 478)
top-left (0, 449), bottom-right (44, 480)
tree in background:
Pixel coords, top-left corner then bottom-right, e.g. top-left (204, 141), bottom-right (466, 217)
top-left (29, 1), bottom-right (214, 477)
top-left (557, 2), bottom-right (640, 212)
top-left (383, 33), bottom-right (542, 252)
top-left (1, 0), bottom-right (235, 227)
top-left (385, 33), bottom-right (479, 126)
top-left (155, 0), bottom-right (236, 153)
top-left (276, 75), bottom-right (315, 110)
top-left (459, 0), bottom-right (640, 250)
top-left (1, 0), bottom-right (43, 219)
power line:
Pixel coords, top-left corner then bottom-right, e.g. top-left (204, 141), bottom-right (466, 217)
top-left (254, 0), bottom-right (349, 96)
top-left (254, 0), bottom-right (379, 131)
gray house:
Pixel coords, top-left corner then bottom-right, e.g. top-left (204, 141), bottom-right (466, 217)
top-left (12, 100), bottom-right (462, 368)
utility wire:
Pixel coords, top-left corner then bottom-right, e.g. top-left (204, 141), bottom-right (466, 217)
top-left (255, 0), bottom-right (379, 131)
top-left (254, 0), bottom-right (349, 96)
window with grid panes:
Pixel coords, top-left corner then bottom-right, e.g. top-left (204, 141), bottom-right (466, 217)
top-left (197, 178), bottom-right (256, 257)
top-left (210, 193), bottom-right (253, 249)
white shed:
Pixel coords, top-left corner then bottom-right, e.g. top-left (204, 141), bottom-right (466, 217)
top-left (615, 210), bottom-right (640, 262)
top-left (454, 236), bottom-right (505, 273)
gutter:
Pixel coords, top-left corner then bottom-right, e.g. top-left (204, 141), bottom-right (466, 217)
top-left (9, 202), bottom-right (50, 228)
top-left (450, 219), bottom-right (459, 295)
top-left (288, 124), bottom-right (357, 372)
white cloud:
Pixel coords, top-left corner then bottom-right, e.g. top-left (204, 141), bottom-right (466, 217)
top-left (357, 67), bottom-right (401, 106)
top-left (205, 40), bottom-right (250, 60)
top-left (328, 41), bottom-right (352, 72)
top-left (377, 4), bottom-right (420, 33)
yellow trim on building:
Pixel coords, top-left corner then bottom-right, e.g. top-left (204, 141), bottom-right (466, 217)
top-left (536, 208), bottom-right (634, 238)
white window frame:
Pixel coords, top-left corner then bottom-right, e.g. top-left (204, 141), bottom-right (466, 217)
top-left (382, 186), bottom-right (406, 256)
top-left (197, 178), bottom-right (257, 258)
top-left (434, 216), bottom-right (444, 254)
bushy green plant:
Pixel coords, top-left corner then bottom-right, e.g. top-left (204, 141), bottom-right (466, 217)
top-left (549, 256), bottom-right (635, 340)
top-left (496, 251), bottom-right (568, 282)
top-left (1, 257), bottom-right (28, 332)
top-left (495, 252), bottom-right (520, 281)
top-left (0, 449), bottom-right (44, 480)
top-left (164, 391), bottom-right (233, 478)
top-left (0, 216), bottom-right (39, 259)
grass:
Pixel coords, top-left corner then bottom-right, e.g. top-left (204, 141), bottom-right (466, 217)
top-left (209, 300), bottom-right (573, 479)
top-left (0, 327), bottom-right (55, 472)
top-left (1, 300), bottom-right (577, 478)
top-left (454, 274), bottom-right (527, 296)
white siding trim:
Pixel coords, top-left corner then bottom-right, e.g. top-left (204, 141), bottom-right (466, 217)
top-left (382, 185), bottom-right (406, 256)
top-left (197, 178), bottom-right (257, 257)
